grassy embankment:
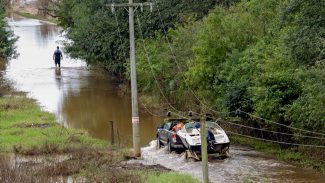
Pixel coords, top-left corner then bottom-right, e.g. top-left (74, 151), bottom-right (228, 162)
top-left (229, 135), bottom-right (325, 172)
top-left (0, 93), bottom-right (198, 182)
top-left (0, 96), bottom-right (108, 153)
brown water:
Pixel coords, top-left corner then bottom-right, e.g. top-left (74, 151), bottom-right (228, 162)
top-left (5, 14), bottom-right (162, 146)
top-left (4, 14), bottom-right (324, 183)
top-left (140, 141), bottom-right (324, 183)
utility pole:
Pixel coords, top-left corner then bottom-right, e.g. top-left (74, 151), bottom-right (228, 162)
top-left (200, 108), bottom-right (209, 183)
top-left (109, 0), bottom-right (153, 157)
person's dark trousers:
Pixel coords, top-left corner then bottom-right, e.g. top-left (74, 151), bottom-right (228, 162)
top-left (55, 59), bottom-right (61, 67)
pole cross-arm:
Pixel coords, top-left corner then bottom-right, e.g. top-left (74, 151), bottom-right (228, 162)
top-left (107, 0), bottom-right (153, 158)
top-left (108, 2), bottom-right (153, 13)
top-left (108, 2), bottom-right (153, 7)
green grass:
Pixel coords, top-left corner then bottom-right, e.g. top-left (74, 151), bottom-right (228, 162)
top-left (144, 172), bottom-right (199, 183)
top-left (243, 176), bottom-right (253, 183)
top-left (230, 135), bottom-right (325, 172)
top-left (0, 96), bottom-right (109, 154)
top-left (0, 95), bottom-right (201, 182)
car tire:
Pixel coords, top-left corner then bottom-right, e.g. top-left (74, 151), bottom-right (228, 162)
top-left (157, 136), bottom-right (161, 150)
top-left (168, 140), bottom-right (173, 152)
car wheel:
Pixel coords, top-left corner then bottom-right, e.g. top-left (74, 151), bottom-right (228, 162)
top-left (157, 136), bottom-right (161, 150)
top-left (168, 140), bottom-right (173, 152)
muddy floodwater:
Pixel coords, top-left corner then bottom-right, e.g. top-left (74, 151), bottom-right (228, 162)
top-left (5, 14), bottom-right (162, 146)
top-left (139, 141), bottom-right (324, 183)
top-left (4, 15), bottom-right (324, 183)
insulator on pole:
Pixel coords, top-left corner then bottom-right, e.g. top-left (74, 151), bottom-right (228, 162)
top-left (150, 3), bottom-right (153, 12)
top-left (140, 3), bottom-right (143, 12)
top-left (111, 4), bottom-right (115, 13)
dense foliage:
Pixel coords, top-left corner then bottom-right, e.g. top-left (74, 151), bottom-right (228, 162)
top-left (0, 0), bottom-right (17, 60)
top-left (57, 0), bottom-right (324, 144)
top-left (135, 0), bottom-right (325, 142)
top-left (55, 0), bottom-right (227, 75)
top-left (282, 0), bottom-right (325, 65)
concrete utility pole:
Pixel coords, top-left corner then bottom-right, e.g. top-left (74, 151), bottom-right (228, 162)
top-left (109, 0), bottom-right (153, 157)
top-left (200, 110), bottom-right (209, 183)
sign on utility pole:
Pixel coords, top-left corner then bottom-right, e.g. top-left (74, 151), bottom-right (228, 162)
top-left (109, 0), bottom-right (153, 157)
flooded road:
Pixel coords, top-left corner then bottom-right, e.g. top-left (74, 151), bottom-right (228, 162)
top-left (140, 141), bottom-right (324, 183)
top-left (5, 14), bottom-right (162, 146)
top-left (4, 15), bottom-right (324, 183)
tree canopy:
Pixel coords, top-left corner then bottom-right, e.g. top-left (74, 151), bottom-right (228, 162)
top-left (55, 0), bottom-right (225, 75)
top-left (134, 0), bottom-right (325, 142)
top-left (56, 0), bottom-right (325, 144)
top-left (0, 0), bottom-right (17, 60)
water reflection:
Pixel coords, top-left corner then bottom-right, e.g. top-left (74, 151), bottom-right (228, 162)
top-left (36, 24), bottom-right (58, 47)
top-left (54, 68), bottom-right (62, 89)
top-left (58, 73), bottom-right (162, 146)
top-left (5, 14), bottom-right (162, 146)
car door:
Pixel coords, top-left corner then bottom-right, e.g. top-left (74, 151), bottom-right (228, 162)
top-left (161, 122), bottom-right (171, 143)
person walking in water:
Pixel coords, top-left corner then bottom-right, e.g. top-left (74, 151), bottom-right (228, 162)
top-left (53, 46), bottom-right (63, 67)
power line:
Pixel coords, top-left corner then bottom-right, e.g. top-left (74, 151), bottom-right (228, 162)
top-left (135, 14), bottom-right (190, 118)
top-left (138, 2), bottom-right (325, 150)
top-left (151, 0), bottom-right (236, 118)
top-left (152, 0), bottom-right (207, 104)
top-left (112, 2), bottom-right (190, 119)
top-left (150, 1), bottom-right (325, 140)
top-left (217, 119), bottom-right (325, 140)
top-left (117, 1), bottom-right (325, 141)
top-left (227, 131), bottom-right (325, 148)
top-left (113, 4), bottom-right (172, 118)
top-left (139, 100), bottom-right (164, 117)
top-left (237, 109), bottom-right (325, 137)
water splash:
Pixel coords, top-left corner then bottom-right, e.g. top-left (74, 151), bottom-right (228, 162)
top-left (140, 140), bottom-right (324, 183)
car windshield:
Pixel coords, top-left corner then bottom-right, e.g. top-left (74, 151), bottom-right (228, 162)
top-left (206, 122), bottom-right (224, 130)
top-left (184, 122), bottom-right (199, 133)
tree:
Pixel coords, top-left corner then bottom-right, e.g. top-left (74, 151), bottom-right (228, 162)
top-left (282, 0), bottom-right (325, 65)
top-left (55, 0), bottom-right (220, 75)
top-left (0, 0), bottom-right (17, 60)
